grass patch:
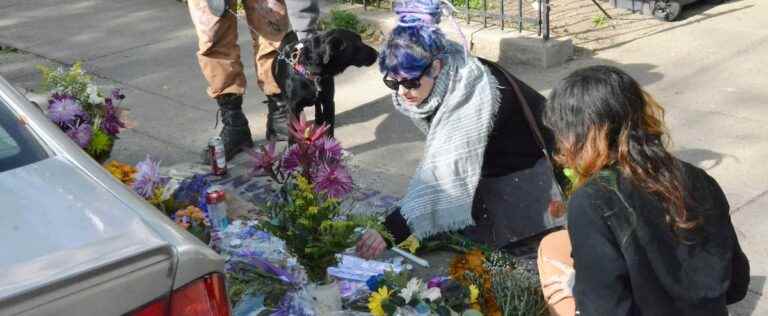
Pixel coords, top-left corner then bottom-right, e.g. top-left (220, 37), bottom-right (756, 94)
top-left (592, 14), bottom-right (609, 28)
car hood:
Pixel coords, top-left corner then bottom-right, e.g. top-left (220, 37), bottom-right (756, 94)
top-left (0, 157), bottom-right (169, 300)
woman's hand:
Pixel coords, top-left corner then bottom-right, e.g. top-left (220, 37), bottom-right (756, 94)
top-left (356, 229), bottom-right (387, 259)
top-left (541, 257), bottom-right (576, 304)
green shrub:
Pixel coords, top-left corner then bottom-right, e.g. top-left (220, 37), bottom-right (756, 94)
top-left (491, 265), bottom-right (548, 316)
top-left (321, 9), bottom-right (367, 34)
top-left (0, 46), bottom-right (19, 54)
top-left (450, 0), bottom-right (484, 10)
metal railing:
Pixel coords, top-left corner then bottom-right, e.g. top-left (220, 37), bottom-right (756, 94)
top-left (345, 0), bottom-right (551, 40)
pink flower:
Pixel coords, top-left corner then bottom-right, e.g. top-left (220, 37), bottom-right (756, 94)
top-left (289, 113), bottom-right (330, 145)
top-left (248, 142), bottom-right (279, 175)
top-left (312, 163), bottom-right (353, 199)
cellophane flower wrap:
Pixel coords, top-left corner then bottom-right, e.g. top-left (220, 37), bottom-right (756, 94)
top-left (251, 114), bottom-right (391, 284)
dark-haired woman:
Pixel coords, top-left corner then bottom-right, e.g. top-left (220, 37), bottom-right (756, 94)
top-left (536, 65), bottom-right (750, 316)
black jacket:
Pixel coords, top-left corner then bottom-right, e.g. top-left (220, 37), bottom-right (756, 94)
top-left (480, 58), bottom-right (552, 178)
top-left (567, 161), bottom-right (749, 315)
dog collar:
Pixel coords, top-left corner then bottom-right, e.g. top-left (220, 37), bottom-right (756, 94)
top-left (287, 43), bottom-right (320, 81)
top-left (292, 62), bottom-right (319, 81)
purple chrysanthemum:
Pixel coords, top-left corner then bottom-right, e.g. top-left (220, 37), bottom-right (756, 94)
top-left (312, 163), bottom-right (353, 199)
top-left (65, 122), bottom-right (92, 148)
top-left (131, 155), bottom-right (167, 199)
top-left (280, 144), bottom-right (303, 174)
top-left (248, 142), bottom-right (278, 175)
top-left (313, 136), bottom-right (343, 163)
top-left (48, 94), bottom-right (85, 125)
top-left (101, 102), bottom-right (125, 136)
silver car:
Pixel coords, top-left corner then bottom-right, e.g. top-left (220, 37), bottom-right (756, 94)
top-left (0, 75), bottom-right (230, 316)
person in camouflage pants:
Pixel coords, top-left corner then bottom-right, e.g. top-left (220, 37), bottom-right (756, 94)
top-left (187, 0), bottom-right (320, 160)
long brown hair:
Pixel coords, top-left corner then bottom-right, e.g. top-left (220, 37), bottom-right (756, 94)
top-left (544, 66), bottom-right (699, 231)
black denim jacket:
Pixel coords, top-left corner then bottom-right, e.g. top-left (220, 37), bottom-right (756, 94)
top-left (567, 161), bottom-right (749, 316)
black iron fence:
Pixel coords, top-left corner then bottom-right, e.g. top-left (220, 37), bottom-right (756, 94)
top-left (345, 0), bottom-right (551, 40)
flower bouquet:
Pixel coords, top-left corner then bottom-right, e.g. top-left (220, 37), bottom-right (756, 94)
top-left (174, 205), bottom-right (211, 243)
top-left (216, 220), bottom-right (304, 310)
top-left (364, 272), bottom-right (483, 316)
top-left (105, 156), bottom-right (179, 211)
top-left (450, 250), bottom-right (547, 316)
top-left (251, 115), bottom-right (391, 284)
top-left (37, 62), bottom-right (127, 162)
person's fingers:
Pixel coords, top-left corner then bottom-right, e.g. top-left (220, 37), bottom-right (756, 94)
top-left (355, 230), bottom-right (387, 260)
top-left (367, 247), bottom-right (378, 259)
top-left (364, 245), bottom-right (374, 259)
top-left (548, 290), bottom-right (572, 305)
top-left (544, 286), bottom-right (563, 302)
top-left (357, 237), bottom-right (374, 258)
top-left (544, 257), bottom-right (575, 273)
top-left (373, 242), bottom-right (385, 258)
top-left (361, 232), bottom-right (372, 244)
top-left (541, 277), bottom-right (561, 288)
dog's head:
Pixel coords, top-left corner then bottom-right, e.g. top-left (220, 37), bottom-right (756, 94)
top-left (299, 29), bottom-right (378, 77)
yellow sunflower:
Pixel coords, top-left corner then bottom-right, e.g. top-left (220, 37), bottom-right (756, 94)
top-left (469, 284), bottom-right (480, 304)
top-left (368, 286), bottom-right (392, 316)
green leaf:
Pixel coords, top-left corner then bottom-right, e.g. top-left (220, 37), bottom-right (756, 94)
top-left (436, 306), bottom-right (452, 316)
top-left (86, 128), bottom-right (113, 157)
top-left (389, 295), bottom-right (406, 307)
top-left (381, 299), bottom-right (397, 315)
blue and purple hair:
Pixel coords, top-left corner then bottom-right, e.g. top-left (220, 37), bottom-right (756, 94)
top-left (378, 0), bottom-right (449, 79)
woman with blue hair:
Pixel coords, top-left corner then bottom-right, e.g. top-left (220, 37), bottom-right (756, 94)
top-left (356, 0), bottom-right (565, 259)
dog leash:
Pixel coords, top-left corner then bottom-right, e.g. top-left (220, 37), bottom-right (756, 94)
top-left (226, 7), bottom-right (323, 96)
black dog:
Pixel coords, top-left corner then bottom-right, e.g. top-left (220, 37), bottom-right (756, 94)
top-left (272, 29), bottom-right (378, 137)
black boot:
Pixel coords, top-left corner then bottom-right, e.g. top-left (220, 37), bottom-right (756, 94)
top-left (265, 94), bottom-right (290, 142)
top-left (201, 94), bottom-right (254, 163)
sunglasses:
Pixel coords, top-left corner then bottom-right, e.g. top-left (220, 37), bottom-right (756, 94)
top-left (383, 61), bottom-right (434, 91)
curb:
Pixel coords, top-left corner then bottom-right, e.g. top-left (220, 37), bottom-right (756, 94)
top-left (331, 4), bottom-right (574, 68)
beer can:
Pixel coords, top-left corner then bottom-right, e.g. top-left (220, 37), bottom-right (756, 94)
top-left (208, 136), bottom-right (227, 176)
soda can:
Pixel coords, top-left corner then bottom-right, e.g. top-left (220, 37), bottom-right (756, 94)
top-left (208, 136), bottom-right (227, 176)
top-left (205, 187), bottom-right (229, 231)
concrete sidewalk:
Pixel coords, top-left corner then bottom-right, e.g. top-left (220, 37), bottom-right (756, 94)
top-left (1, 0), bottom-right (767, 314)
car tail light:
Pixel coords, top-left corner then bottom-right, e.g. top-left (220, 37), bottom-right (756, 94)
top-left (129, 273), bottom-right (230, 316)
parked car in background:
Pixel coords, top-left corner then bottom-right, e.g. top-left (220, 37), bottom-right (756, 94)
top-left (0, 74), bottom-right (230, 316)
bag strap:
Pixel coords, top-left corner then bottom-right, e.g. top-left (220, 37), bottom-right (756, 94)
top-left (479, 58), bottom-right (566, 200)
top-left (481, 59), bottom-right (552, 159)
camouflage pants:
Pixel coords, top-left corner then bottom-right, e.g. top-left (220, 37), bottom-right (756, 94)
top-left (187, 0), bottom-right (289, 98)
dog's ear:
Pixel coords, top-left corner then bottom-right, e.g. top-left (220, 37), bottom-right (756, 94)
top-left (322, 35), bottom-right (346, 64)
